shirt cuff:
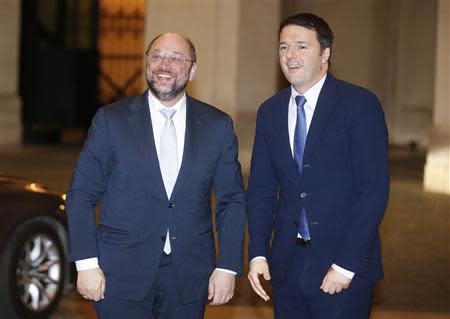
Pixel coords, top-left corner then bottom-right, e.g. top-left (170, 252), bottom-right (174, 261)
top-left (75, 257), bottom-right (100, 271)
top-left (215, 268), bottom-right (237, 275)
top-left (332, 263), bottom-right (355, 279)
top-left (250, 256), bottom-right (267, 264)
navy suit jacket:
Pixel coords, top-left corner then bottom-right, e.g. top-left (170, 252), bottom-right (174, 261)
top-left (247, 74), bottom-right (389, 287)
top-left (66, 91), bottom-right (246, 303)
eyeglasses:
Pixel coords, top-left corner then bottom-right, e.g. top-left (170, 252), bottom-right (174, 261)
top-left (147, 51), bottom-right (194, 67)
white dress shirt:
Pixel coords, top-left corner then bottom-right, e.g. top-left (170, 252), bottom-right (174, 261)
top-left (76, 91), bottom-right (235, 275)
top-left (251, 74), bottom-right (354, 280)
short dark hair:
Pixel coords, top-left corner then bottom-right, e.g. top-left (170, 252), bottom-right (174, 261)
top-left (145, 33), bottom-right (197, 63)
top-left (279, 12), bottom-right (334, 56)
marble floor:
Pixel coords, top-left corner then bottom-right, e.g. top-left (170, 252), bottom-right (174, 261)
top-left (0, 145), bottom-right (448, 319)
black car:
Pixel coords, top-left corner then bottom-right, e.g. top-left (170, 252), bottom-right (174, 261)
top-left (0, 176), bottom-right (73, 319)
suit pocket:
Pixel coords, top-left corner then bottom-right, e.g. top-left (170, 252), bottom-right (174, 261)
top-left (97, 224), bottom-right (133, 245)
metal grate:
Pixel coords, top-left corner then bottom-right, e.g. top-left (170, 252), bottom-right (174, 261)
top-left (98, 2), bottom-right (145, 105)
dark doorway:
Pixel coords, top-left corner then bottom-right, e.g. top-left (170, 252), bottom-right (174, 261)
top-left (20, 0), bottom-right (99, 144)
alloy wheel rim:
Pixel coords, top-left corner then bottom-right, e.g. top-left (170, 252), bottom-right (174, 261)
top-left (15, 233), bottom-right (62, 312)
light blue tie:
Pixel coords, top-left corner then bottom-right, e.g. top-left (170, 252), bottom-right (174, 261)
top-left (159, 108), bottom-right (178, 254)
top-left (294, 95), bottom-right (310, 240)
top-left (294, 96), bottom-right (307, 175)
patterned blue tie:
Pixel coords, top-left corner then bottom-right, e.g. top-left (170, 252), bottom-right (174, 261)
top-left (294, 95), bottom-right (310, 240)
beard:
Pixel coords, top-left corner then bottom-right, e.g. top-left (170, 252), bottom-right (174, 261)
top-left (147, 72), bottom-right (189, 102)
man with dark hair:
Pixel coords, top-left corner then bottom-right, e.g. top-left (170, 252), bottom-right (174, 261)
top-left (67, 32), bottom-right (246, 318)
top-left (247, 12), bottom-right (389, 318)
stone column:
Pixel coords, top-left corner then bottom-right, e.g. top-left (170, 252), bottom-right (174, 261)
top-left (0, 0), bottom-right (22, 145)
top-left (144, 0), bottom-right (281, 169)
top-left (387, 0), bottom-right (437, 147)
top-left (424, 0), bottom-right (450, 194)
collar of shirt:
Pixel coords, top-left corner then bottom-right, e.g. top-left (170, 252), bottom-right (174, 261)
top-left (290, 73), bottom-right (327, 114)
top-left (288, 73), bottom-right (327, 156)
top-left (147, 90), bottom-right (186, 115)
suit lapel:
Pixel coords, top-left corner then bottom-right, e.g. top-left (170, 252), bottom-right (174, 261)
top-left (127, 91), bottom-right (167, 201)
top-left (304, 75), bottom-right (340, 160)
top-left (170, 96), bottom-right (206, 200)
top-left (274, 89), bottom-right (302, 190)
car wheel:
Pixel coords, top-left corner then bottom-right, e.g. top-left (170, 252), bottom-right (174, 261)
top-left (0, 220), bottom-right (66, 319)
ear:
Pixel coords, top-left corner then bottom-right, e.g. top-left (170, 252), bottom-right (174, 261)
top-left (321, 47), bottom-right (331, 64)
top-left (188, 62), bottom-right (197, 81)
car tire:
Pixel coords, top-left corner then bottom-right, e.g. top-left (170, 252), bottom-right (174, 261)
top-left (0, 220), bottom-right (66, 319)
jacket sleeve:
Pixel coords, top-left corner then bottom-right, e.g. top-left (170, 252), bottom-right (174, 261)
top-left (334, 93), bottom-right (390, 275)
top-left (66, 108), bottom-right (114, 261)
top-left (246, 106), bottom-right (279, 261)
top-left (213, 115), bottom-right (247, 275)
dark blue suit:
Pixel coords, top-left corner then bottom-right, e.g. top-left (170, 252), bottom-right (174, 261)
top-left (247, 74), bottom-right (389, 318)
top-left (67, 91), bottom-right (246, 312)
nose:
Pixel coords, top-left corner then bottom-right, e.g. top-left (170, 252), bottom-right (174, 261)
top-left (286, 45), bottom-right (296, 59)
top-left (160, 55), bottom-right (171, 66)
top-left (158, 57), bottom-right (173, 71)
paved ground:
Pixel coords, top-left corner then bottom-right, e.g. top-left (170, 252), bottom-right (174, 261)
top-left (0, 144), bottom-right (448, 318)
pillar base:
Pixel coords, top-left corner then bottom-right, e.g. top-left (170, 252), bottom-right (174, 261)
top-left (424, 126), bottom-right (450, 194)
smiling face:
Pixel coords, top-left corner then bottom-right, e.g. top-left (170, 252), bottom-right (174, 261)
top-left (279, 25), bottom-right (330, 94)
top-left (145, 33), bottom-right (197, 106)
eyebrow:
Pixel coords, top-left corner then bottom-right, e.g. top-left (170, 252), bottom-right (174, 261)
top-left (279, 40), bottom-right (309, 45)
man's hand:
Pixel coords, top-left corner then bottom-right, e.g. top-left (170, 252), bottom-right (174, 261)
top-left (247, 259), bottom-right (271, 301)
top-left (320, 267), bottom-right (352, 294)
top-left (208, 270), bottom-right (235, 305)
top-left (77, 268), bottom-right (105, 301)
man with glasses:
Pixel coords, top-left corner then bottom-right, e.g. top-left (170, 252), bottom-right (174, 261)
top-left (66, 32), bottom-right (246, 318)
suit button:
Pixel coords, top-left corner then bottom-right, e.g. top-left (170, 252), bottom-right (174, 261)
top-left (300, 192), bottom-right (307, 198)
top-left (160, 236), bottom-right (166, 242)
top-left (293, 221), bottom-right (299, 227)
top-left (168, 203), bottom-right (175, 208)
